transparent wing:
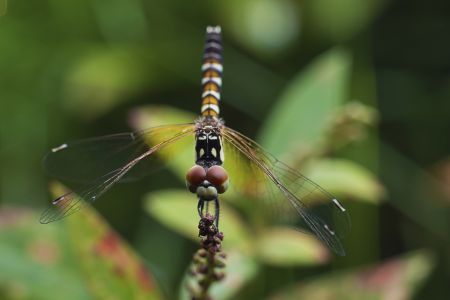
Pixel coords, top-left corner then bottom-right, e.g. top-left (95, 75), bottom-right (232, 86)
top-left (222, 126), bottom-right (350, 256)
top-left (40, 124), bottom-right (196, 224)
top-left (44, 124), bottom-right (195, 183)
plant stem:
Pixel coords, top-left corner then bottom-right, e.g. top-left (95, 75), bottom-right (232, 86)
top-left (188, 214), bottom-right (226, 300)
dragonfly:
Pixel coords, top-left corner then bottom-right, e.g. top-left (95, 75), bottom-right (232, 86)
top-left (41, 26), bottom-right (350, 256)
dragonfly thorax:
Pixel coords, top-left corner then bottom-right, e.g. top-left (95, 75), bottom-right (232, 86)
top-left (195, 128), bottom-right (224, 168)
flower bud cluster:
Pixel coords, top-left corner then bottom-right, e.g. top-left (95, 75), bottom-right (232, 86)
top-left (187, 214), bottom-right (226, 300)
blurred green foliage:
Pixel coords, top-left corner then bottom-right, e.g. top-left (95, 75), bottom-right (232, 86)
top-left (0, 1), bottom-right (6, 16)
top-left (0, 183), bottom-right (163, 300)
top-left (1, 0), bottom-right (449, 299)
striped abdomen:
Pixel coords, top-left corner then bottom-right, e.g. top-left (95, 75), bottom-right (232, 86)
top-left (201, 26), bottom-right (223, 117)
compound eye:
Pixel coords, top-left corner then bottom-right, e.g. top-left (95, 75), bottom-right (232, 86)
top-left (206, 165), bottom-right (229, 194)
top-left (186, 165), bottom-right (206, 193)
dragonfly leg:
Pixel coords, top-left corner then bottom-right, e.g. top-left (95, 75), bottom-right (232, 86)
top-left (214, 197), bottom-right (220, 228)
top-left (205, 200), bottom-right (210, 214)
top-left (197, 198), bottom-right (205, 218)
top-left (197, 197), bottom-right (219, 229)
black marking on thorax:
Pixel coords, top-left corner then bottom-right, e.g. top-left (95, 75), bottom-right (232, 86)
top-left (195, 126), bottom-right (223, 168)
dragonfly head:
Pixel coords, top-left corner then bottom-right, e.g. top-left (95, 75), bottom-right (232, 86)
top-left (186, 165), bottom-right (229, 200)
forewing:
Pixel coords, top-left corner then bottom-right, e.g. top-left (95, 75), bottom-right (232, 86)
top-left (40, 124), bottom-right (196, 223)
top-left (44, 124), bottom-right (195, 183)
top-left (221, 126), bottom-right (350, 256)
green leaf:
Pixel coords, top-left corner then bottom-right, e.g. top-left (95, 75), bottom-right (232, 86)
top-left (129, 105), bottom-right (196, 128)
top-left (255, 227), bottom-right (329, 266)
top-left (5, 182), bottom-right (165, 300)
top-left (0, 207), bottom-right (90, 300)
top-left (302, 158), bottom-right (384, 203)
top-left (268, 250), bottom-right (435, 300)
top-left (219, 0), bottom-right (300, 56)
top-left (144, 190), bottom-right (252, 251)
top-left (65, 204), bottom-right (164, 300)
top-left (259, 48), bottom-right (352, 157)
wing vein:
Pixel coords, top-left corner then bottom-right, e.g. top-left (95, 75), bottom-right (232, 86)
top-left (40, 126), bottom-right (195, 223)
